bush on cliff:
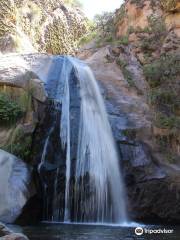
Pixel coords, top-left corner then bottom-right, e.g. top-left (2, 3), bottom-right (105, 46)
top-left (140, 15), bottom-right (167, 54)
top-left (143, 53), bottom-right (180, 88)
top-left (3, 126), bottom-right (32, 161)
top-left (0, 93), bottom-right (24, 124)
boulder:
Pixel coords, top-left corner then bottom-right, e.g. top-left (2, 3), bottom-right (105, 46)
top-left (0, 54), bottom-right (46, 102)
top-left (0, 222), bottom-right (13, 236)
top-left (0, 222), bottom-right (29, 240)
top-left (0, 150), bottom-right (31, 223)
top-left (1, 233), bottom-right (29, 240)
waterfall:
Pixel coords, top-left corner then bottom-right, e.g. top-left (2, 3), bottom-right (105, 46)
top-left (70, 58), bottom-right (127, 223)
top-left (59, 59), bottom-right (71, 222)
top-left (38, 56), bottom-right (127, 224)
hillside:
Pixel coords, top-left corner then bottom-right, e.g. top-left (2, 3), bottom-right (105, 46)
top-left (0, 0), bottom-right (87, 54)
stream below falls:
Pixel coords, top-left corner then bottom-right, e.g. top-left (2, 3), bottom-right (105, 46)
top-left (9, 223), bottom-right (180, 240)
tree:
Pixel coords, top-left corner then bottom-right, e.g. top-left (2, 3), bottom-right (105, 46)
top-left (94, 11), bottom-right (114, 37)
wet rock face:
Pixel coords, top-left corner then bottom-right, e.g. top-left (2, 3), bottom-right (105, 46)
top-left (127, 177), bottom-right (180, 223)
top-left (29, 102), bottom-right (67, 222)
top-left (24, 59), bottom-right (81, 222)
top-left (0, 150), bottom-right (32, 223)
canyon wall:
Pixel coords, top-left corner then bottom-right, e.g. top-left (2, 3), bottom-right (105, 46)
top-left (78, 0), bottom-right (180, 222)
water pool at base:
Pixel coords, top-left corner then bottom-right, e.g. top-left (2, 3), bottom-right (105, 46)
top-left (9, 223), bottom-right (180, 240)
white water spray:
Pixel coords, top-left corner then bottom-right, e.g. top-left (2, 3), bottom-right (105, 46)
top-left (69, 58), bottom-right (127, 223)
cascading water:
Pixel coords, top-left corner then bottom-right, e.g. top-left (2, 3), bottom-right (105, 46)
top-left (38, 56), bottom-right (127, 224)
top-left (71, 59), bottom-right (127, 223)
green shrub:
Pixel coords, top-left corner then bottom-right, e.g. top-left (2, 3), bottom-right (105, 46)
top-left (116, 59), bottom-right (135, 87)
top-left (143, 63), bottom-right (162, 87)
top-left (105, 36), bottom-right (114, 43)
top-left (147, 15), bottom-right (167, 37)
top-left (140, 15), bottom-right (167, 54)
top-left (155, 113), bottom-right (180, 129)
top-left (78, 31), bottom-right (97, 46)
top-left (127, 26), bottom-right (135, 34)
top-left (95, 37), bottom-right (103, 48)
top-left (116, 59), bottom-right (128, 68)
top-left (0, 93), bottom-right (24, 124)
top-left (143, 53), bottom-right (180, 88)
top-left (140, 38), bottom-right (155, 52)
top-left (155, 134), bottom-right (179, 164)
top-left (117, 35), bottom-right (129, 46)
top-left (94, 11), bottom-right (115, 37)
top-left (166, 153), bottom-right (177, 164)
top-left (5, 136), bottom-right (32, 160)
top-left (2, 126), bottom-right (32, 161)
top-left (149, 89), bottom-right (177, 106)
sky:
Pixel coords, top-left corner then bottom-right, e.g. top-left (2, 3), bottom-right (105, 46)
top-left (79, 0), bottom-right (124, 19)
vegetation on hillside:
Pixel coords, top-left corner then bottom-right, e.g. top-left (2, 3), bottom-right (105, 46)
top-left (79, 9), bottom-right (131, 48)
top-left (92, 0), bottom-right (180, 164)
top-left (2, 125), bottom-right (32, 161)
top-left (0, 89), bottom-right (34, 160)
top-left (139, 16), bottom-right (180, 163)
top-left (144, 53), bottom-right (180, 136)
top-left (0, 0), bottom-right (88, 54)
